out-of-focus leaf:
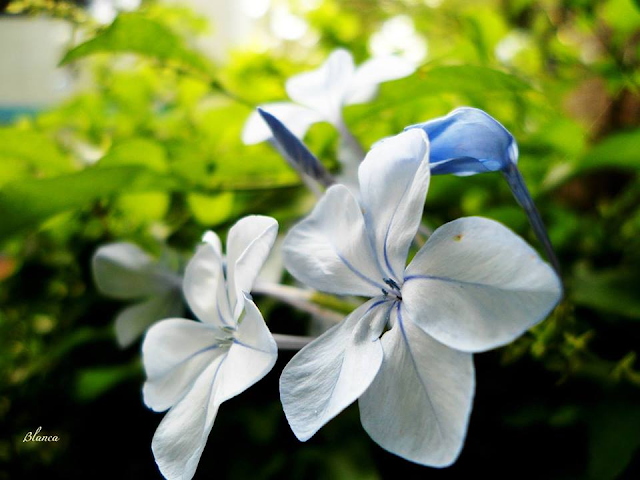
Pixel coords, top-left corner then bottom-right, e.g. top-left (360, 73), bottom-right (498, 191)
top-left (187, 191), bottom-right (235, 226)
top-left (98, 137), bottom-right (168, 172)
top-left (601, 0), bottom-right (640, 36)
top-left (74, 361), bottom-right (141, 403)
top-left (0, 165), bottom-right (175, 241)
top-left (60, 13), bottom-right (212, 76)
top-left (116, 192), bottom-right (171, 223)
top-left (587, 400), bottom-right (640, 480)
top-left (423, 64), bottom-right (531, 91)
top-left (376, 65), bottom-right (530, 105)
top-left (0, 127), bottom-right (72, 177)
top-left (571, 265), bottom-right (640, 319)
top-left (579, 130), bottom-right (640, 172)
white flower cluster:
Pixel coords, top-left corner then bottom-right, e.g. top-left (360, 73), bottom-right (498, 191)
top-left (92, 49), bottom-right (562, 480)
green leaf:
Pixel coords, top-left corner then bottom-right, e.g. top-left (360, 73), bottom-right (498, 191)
top-left (74, 361), bottom-right (141, 403)
top-left (579, 130), bottom-right (640, 172)
top-left (571, 265), bottom-right (640, 319)
top-left (381, 65), bottom-right (530, 102)
top-left (0, 127), bottom-right (72, 179)
top-left (587, 400), bottom-right (640, 480)
top-left (187, 191), bottom-right (235, 226)
top-left (116, 192), bottom-right (171, 223)
top-left (98, 137), bottom-right (169, 172)
top-left (0, 165), bottom-right (174, 241)
top-left (60, 13), bottom-right (212, 76)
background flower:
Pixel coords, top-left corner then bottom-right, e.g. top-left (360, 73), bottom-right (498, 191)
top-left (92, 242), bottom-right (183, 348)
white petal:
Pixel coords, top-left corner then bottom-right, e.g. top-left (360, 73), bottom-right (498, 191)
top-left (280, 298), bottom-right (389, 441)
top-left (183, 238), bottom-right (234, 327)
top-left (142, 318), bottom-right (226, 412)
top-left (226, 215), bottom-right (278, 319)
top-left (403, 216), bottom-right (562, 353)
top-left (358, 129), bottom-right (430, 283)
top-left (282, 184), bottom-right (385, 297)
top-left (114, 290), bottom-right (183, 348)
top-left (151, 355), bottom-right (226, 480)
top-left (256, 234), bottom-right (285, 285)
top-left (92, 242), bottom-right (179, 300)
top-left (344, 55), bottom-right (416, 105)
top-left (285, 48), bottom-right (356, 123)
top-left (359, 304), bottom-right (475, 467)
top-left (217, 296), bottom-right (278, 402)
top-left (242, 102), bottom-right (324, 144)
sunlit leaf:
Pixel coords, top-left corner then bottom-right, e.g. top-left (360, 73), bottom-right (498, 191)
top-left (187, 191), bottom-right (235, 226)
top-left (60, 13), bottom-right (213, 77)
top-left (0, 165), bottom-right (174, 241)
top-left (0, 127), bottom-right (72, 177)
top-left (377, 65), bottom-right (530, 105)
top-left (116, 192), bottom-right (171, 223)
top-left (98, 137), bottom-right (168, 172)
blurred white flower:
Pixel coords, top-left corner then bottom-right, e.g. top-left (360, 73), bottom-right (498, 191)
top-left (495, 30), bottom-right (530, 64)
top-left (92, 243), bottom-right (183, 348)
top-left (369, 15), bottom-right (428, 65)
top-left (242, 48), bottom-right (415, 145)
top-left (143, 216), bottom-right (278, 480)
top-left (88, 0), bottom-right (141, 25)
top-left (243, 48), bottom-right (415, 186)
top-left (270, 5), bottom-right (308, 40)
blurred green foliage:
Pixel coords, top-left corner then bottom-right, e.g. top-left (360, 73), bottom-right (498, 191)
top-left (1, 0), bottom-right (639, 478)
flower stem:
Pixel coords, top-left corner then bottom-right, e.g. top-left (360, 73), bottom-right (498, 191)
top-left (272, 333), bottom-right (316, 350)
top-left (503, 163), bottom-right (561, 275)
top-left (252, 281), bottom-right (346, 323)
top-left (336, 117), bottom-right (366, 162)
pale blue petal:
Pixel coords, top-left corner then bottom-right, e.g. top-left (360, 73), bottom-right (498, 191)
top-left (280, 298), bottom-right (390, 441)
top-left (142, 319), bottom-right (226, 412)
top-left (183, 239), bottom-right (234, 327)
top-left (358, 129), bottom-right (430, 283)
top-left (218, 296), bottom-right (277, 403)
top-left (359, 303), bottom-right (475, 467)
top-left (226, 216), bottom-right (278, 319)
top-left (403, 217), bottom-right (562, 353)
top-left (282, 185), bottom-right (385, 297)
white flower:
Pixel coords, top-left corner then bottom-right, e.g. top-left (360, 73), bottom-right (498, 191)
top-left (280, 129), bottom-right (562, 466)
top-left (142, 216), bottom-right (278, 480)
top-left (242, 48), bottom-right (415, 145)
top-left (92, 242), bottom-right (183, 348)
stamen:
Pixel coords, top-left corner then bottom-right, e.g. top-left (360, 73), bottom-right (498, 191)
top-left (383, 277), bottom-right (401, 291)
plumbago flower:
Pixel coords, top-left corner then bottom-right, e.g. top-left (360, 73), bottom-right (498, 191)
top-left (243, 49), bottom-right (415, 183)
top-left (280, 129), bottom-right (562, 466)
top-left (243, 48), bottom-right (414, 144)
top-left (406, 107), bottom-right (560, 272)
top-left (142, 216), bottom-right (278, 480)
top-left (92, 243), bottom-right (183, 348)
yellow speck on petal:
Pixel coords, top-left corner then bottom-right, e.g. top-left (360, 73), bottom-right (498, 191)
top-left (453, 234), bottom-right (463, 242)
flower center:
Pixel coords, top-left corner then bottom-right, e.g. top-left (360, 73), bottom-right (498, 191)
top-left (381, 277), bottom-right (402, 300)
